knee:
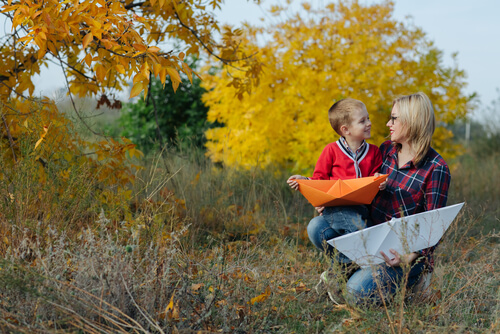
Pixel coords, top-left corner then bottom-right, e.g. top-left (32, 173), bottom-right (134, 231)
top-left (307, 216), bottom-right (332, 249)
top-left (344, 268), bottom-right (377, 304)
top-left (306, 216), bottom-right (324, 237)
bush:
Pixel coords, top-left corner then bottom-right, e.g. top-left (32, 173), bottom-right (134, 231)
top-left (118, 58), bottom-right (215, 154)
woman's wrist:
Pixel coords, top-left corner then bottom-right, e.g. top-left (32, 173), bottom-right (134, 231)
top-left (402, 252), bottom-right (419, 265)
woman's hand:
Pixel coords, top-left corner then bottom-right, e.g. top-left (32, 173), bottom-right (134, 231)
top-left (315, 206), bottom-right (325, 215)
top-left (287, 175), bottom-right (307, 190)
top-left (380, 249), bottom-right (418, 267)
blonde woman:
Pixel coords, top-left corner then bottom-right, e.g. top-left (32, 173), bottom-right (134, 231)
top-left (343, 92), bottom-right (451, 304)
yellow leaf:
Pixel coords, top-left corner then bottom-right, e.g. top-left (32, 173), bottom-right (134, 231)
top-left (133, 43), bottom-right (147, 51)
top-left (153, 63), bottom-right (161, 78)
top-left (166, 294), bottom-right (174, 312)
top-left (171, 79), bottom-right (180, 93)
top-left (159, 67), bottom-right (167, 84)
top-left (84, 53), bottom-right (92, 67)
top-left (131, 148), bottom-right (144, 159)
top-left (133, 73), bottom-right (146, 84)
top-left (164, 293), bottom-right (179, 320)
top-left (182, 62), bottom-right (193, 83)
top-left (115, 64), bottom-right (125, 74)
top-left (34, 125), bottom-right (49, 150)
top-left (37, 44), bottom-right (47, 59)
top-left (34, 137), bottom-right (44, 150)
top-left (82, 32), bottom-right (93, 49)
top-left (166, 67), bottom-right (182, 83)
top-left (95, 64), bottom-right (107, 82)
top-left (249, 286), bottom-right (271, 305)
top-left (129, 82), bottom-right (144, 98)
top-left (47, 41), bottom-right (57, 55)
top-left (147, 46), bottom-right (160, 53)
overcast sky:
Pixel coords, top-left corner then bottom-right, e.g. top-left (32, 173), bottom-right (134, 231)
top-left (215, 0), bottom-right (500, 118)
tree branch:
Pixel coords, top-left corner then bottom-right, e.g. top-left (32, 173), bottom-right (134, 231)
top-left (56, 54), bottom-right (106, 138)
top-left (1, 111), bottom-right (17, 163)
top-left (124, 1), bottom-right (147, 10)
top-left (148, 73), bottom-right (165, 148)
top-left (174, 11), bottom-right (258, 65)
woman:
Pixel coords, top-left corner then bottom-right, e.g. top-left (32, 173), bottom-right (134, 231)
top-left (309, 92), bottom-right (451, 304)
top-left (346, 92), bottom-right (451, 304)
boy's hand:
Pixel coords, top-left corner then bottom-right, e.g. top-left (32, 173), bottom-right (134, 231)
top-left (374, 172), bottom-right (387, 191)
top-left (287, 175), bottom-right (306, 190)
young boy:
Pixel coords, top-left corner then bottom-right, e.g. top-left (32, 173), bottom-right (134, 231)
top-left (287, 98), bottom-right (382, 267)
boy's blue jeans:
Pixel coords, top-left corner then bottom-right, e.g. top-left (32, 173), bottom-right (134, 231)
top-left (307, 205), bottom-right (369, 264)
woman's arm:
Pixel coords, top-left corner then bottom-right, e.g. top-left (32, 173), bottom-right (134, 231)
top-left (425, 164), bottom-right (451, 210)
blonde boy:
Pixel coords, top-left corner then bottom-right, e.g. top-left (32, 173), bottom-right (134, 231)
top-left (287, 98), bottom-right (382, 266)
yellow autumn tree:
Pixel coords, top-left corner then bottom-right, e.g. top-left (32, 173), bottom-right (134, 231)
top-left (202, 0), bottom-right (474, 173)
top-left (0, 0), bottom-right (263, 219)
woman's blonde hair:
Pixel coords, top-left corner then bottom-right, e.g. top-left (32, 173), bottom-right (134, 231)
top-left (392, 92), bottom-right (435, 165)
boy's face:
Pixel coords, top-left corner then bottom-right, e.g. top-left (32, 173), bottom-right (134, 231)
top-left (344, 106), bottom-right (371, 141)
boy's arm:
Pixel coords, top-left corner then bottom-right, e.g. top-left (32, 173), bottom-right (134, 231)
top-left (310, 144), bottom-right (335, 180)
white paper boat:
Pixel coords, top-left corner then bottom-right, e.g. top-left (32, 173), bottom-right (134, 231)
top-left (327, 203), bottom-right (465, 267)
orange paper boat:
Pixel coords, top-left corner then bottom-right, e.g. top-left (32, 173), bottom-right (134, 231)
top-left (296, 175), bottom-right (388, 207)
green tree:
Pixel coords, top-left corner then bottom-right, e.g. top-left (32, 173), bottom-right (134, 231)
top-left (118, 58), bottom-right (212, 153)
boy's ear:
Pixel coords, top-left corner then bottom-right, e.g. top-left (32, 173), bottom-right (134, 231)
top-left (340, 124), bottom-right (349, 136)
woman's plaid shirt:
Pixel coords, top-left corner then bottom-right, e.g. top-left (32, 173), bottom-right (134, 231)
top-left (371, 141), bottom-right (451, 272)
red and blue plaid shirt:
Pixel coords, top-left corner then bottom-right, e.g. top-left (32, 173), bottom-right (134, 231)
top-left (371, 141), bottom-right (451, 272)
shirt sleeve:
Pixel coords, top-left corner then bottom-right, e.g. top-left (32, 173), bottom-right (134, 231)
top-left (311, 145), bottom-right (334, 180)
top-left (425, 164), bottom-right (451, 211)
top-left (417, 163), bottom-right (451, 265)
top-left (367, 146), bottom-right (383, 176)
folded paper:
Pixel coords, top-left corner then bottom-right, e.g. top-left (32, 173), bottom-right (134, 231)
top-left (296, 175), bottom-right (388, 207)
top-left (327, 202), bottom-right (465, 267)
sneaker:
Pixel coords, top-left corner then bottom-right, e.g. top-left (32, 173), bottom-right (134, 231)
top-left (315, 270), bottom-right (343, 304)
top-left (315, 263), bottom-right (360, 304)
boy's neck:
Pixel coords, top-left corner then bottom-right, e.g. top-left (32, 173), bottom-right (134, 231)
top-left (343, 136), bottom-right (364, 152)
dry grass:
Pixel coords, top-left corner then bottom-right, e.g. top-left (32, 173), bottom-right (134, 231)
top-left (0, 145), bottom-right (498, 333)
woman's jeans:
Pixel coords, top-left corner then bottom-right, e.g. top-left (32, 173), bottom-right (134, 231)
top-left (307, 205), bottom-right (369, 264)
top-left (345, 261), bottom-right (426, 304)
top-left (306, 205), bottom-right (427, 304)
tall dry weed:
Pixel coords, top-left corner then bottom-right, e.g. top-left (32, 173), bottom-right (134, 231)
top-left (0, 144), bottom-right (498, 333)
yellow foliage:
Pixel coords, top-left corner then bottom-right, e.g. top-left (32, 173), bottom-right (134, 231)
top-left (0, 0), bottom-right (264, 219)
top-left (202, 0), bottom-right (474, 173)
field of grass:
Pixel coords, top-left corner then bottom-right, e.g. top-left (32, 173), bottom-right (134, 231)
top-left (0, 137), bottom-right (498, 333)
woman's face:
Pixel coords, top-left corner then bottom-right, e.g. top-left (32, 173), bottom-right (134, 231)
top-left (387, 105), bottom-right (406, 144)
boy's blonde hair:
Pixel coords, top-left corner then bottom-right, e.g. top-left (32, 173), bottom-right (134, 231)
top-left (392, 92), bottom-right (435, 165)
top-left (328, 98), bottom-right (366, 135)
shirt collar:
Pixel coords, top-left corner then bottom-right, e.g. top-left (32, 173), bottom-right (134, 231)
top-left (339, 137), bottom-right (367, 156)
